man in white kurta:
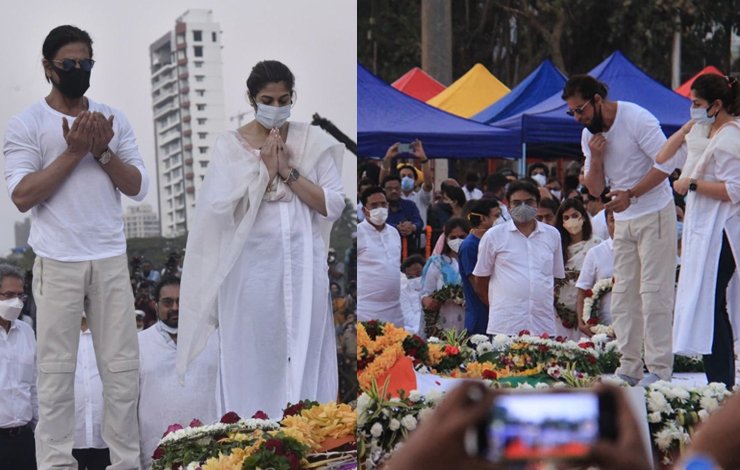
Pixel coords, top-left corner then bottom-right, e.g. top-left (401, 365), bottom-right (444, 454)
top-left (138, 279), bottom-right (218, 470)
top-left (177, 122), bottom-right (344, 421)
top-left (357, 187), bottom-right (405, 327)
top-left (473, 182), bottom-right (565, 336)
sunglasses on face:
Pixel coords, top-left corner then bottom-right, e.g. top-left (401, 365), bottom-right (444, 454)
top-left (51, 58), bottom-right (95, 72)
top-left (566, 99), bottom-right (592, 117)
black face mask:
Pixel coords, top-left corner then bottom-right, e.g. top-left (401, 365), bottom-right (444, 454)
top-left (586, 103), bottom-right (604, 134)
top-left (51, 64), bottom-right (90, 99)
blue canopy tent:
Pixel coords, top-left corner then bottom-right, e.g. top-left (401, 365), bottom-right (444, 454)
top-left (358, 63), bottom-right (520, 159)
top-left (472, 59), bottom-right (566, 124)
top-left (492, 51), bottom-right (691, 174)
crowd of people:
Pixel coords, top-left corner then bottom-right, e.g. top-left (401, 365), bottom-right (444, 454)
top-left (358, 73), bottom-right (739, 393)
top-left (2, 25), bottom-right (353, 470)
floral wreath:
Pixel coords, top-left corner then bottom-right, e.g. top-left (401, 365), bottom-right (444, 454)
top-left (423, 284), bottom-right (464, 338)
top-left (555, 271), bottom-right (580, 329)
top-left (582, 277), bottom-right (614, 334)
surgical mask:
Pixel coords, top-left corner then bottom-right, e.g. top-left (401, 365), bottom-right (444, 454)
top-left (401, 176), bottom-right (415, 192)
top-left (510, 204), bottom-right (537, 223)
top-left (52, 65), bottom-right (90, 99)
top-left (447, 238), bottom-right (463, 253)
top-left (0, 297), bottom-right (24, 322)
top-left (367, 207), bottom-right (388, 226)
top-left (676, 221), bottom-right (683, 240)
top-left (255, 103), bottom-right (291, 129)
top-left (532, 174), bottom-right (547, 187)
top-left (157, 320), bottom-right (178, 335)
top-left (562, 217), bottom-right (584, 236)
top-left (550, 189), bottom-right (562, 200)
top-left (690, 105), bottom-right (716, 125)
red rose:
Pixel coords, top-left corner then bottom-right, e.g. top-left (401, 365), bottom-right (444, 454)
top-left (162, 423), bottom-right (183, 437)
top-left (587, 355), bottom-right (597, 364)
top-left (578, 341), bottom-right (595, 349)
top-left (282, 403), bottom-right (305, 417)
top-left (539, 332), bottom-right (550, 339)
top-left (251, 410), bottom-right (269, 420)
top-left (444, 345), bottom-right (460, 356)
top-left (265, 438), bottom-right (285, 455)
top-left (518, 329), bottom-right (531, 336)
top-left (286, 452), bottom-right (301, 470)
top-left (584, 289), bottom-right (594, 298)
top-left (152, 446), bottom-right (164, 460)
top-left (555, 336), bottom-right (566, 343)
top-left (587, 318), bottom-right (598, 325)
top-left (538, 344), bottom-right (549, 352)
top-left (482, 370), bottom-right (498, 380)
top-left (189, 418), bottom-right (203, 428)
top-left (220, 411), bottom-right (241, 424)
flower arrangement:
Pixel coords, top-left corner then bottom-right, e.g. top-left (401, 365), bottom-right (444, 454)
top-left (423, 284), bottom-right (464, 338)
top-left (582, 277), bottom-right (614, 335)
top-left (152, 402), bottom-right (356, 470)
top-left (645, 381), bottom-right (731, 464)
top-left (555, 271), bottom-right (580, 329)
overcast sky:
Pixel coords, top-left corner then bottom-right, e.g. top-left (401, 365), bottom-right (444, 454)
top-left (0, 0), bottom-right (357, 253)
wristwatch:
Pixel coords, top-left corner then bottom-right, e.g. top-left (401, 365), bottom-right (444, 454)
top-left (282, 167), bottom-right (300, 186)
top-left (96, 147), bottom-right (113, 166)
top-left (626, 188), bottom-right (638, 205)
top-left (688, 178), bottom-right (698, 192)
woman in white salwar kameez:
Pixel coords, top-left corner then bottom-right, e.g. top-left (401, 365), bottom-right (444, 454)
top-left (554, 198), bottom-right (601, 340)
top-left (657, 74), bottom-right (740, 390)
top-left (175, 61), bottom-right (346, 418)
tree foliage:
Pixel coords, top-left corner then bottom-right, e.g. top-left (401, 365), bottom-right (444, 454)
top-left (358, 0), bottom-right (738, 90)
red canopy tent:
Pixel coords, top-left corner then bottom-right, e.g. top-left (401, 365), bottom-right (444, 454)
top-left (675, 65), bottom-right (724, 97)
top-left (391, 67), bottom-right (446, 101)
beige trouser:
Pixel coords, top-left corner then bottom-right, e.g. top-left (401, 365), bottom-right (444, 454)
top-left (33, 255), bottom-right (140, 469)
top-left (611, 201), bottom-right (676, 380)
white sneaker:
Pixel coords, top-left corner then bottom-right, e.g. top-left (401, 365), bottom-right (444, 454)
top-left (638, 373), bottom-right (662, 387)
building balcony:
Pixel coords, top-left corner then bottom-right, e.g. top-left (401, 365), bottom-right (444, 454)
top-left (183, 129), bottom-right (192, 137)
top-left (180, 100), bottom-right (190, 109)
top-left (182, 115), bottom-right (191, 123)
top-left (184, 144), bottom-right (193, 151)
top-left (175, 22), bottom-right (186, 34)
top-left (184, 158), bottom-right (193, 165)
top-left (185, 172), bottom-right (194, 180)
top-left (177, 58), bottom-right (188, 66)
top-left (180, 87), bottom-right (189, 94)
top-left (176, 42), bottom-right (187, 50)
top-left (179, 71), bottom-right (189, 80)
top-left (186, 186), bottom-right (195, 194)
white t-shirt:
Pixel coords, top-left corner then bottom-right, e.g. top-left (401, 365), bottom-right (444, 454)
top-left (400, 273), bottom-right (423, 335)
top-left (575, 238), bottom-right (614, 324)
top-left (357, 219), bottom-right (404, 326)
top-left (581, 101), bottom-right (671, 221)
top-left (463, 187), bottom-right (483, 201)
top-left (473, 219), bottom-right (565, 335)
top-left (3, 98), bottom-right (149, 261)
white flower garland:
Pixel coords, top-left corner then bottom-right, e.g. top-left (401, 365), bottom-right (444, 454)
top-left (582, 277), bottom-right (614, 334)
top-left (156, 418), bottom-right (280, 447)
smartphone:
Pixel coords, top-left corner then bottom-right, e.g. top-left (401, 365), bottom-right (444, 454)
top-left (465, 388), bottom-right (617, 463)
top-left (397, 142), bottom-right (413, 154)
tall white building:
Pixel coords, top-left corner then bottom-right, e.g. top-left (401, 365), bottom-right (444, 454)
top-left (124, 204), bottom-right (160, 239)
top-left (149, 9), bottom-right (226, 237)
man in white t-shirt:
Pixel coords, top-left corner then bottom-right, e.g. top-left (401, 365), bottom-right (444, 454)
top-left (563, 75), bottom-right (675, 386)
top-left (357, 186), bottom-right (404, 326)
top-left (3, 26), bottom-right (148, 467)
top-left (473, 181), bottom-right (565, 336)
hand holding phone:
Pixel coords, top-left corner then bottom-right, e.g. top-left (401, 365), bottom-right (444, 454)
top-left (397, 142), bottom-right (413, 154)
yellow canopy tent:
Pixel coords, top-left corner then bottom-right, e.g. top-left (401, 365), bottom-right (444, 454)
top-left (426, 63), bottom-right (510, 118)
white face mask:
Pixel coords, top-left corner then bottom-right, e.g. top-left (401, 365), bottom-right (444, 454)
top-left (367, 207), bottom-right (388, 226)
top-left (0, 297), bottom-right (24, 322)
top-left (255, 103), bottom-right (291, 129)
top-left (562, 217), bottom-right (584, 236)
top-left (532, 174), bottom-right (547, 187)
top-left (447, 238), bottom-right (464, 253)
top-left (550, 189), bottom-right (562, 200)
top-left (690, 104), bottom-right (716, 125)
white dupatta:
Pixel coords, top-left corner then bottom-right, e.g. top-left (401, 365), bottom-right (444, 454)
top-left (176, 122), bottom-right (344, 380)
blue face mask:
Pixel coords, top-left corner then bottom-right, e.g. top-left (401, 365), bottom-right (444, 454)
top-left (401, 176), bottom-right (415, 192)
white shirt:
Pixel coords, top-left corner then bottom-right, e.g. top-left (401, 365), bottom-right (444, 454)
top-left (575, 238), bottom-right (614, 324)
top-left (400, 274), bottom-right (423, 335)
top-left (590, 209), bottom-right (610, 241)
top-left (74, 329), bottom-right (105, 449)
top-left (581, 101), bottom-right (671, 221)
top-left (463, 187), bottom-right (483, 201)
top-left (473, 219), bottom-right (565, 335)
top-left (138, 324), bottom-right (219, 470)
top-left (0, 320), bottom-right (37, 428)
top-left (3, 98), bottom-right (149, 261)
top-left (357, 220), bottom-right (404, 326)
top-left (401, 188), bottom-right (432, 225)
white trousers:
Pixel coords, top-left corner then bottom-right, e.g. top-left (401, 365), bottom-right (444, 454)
top-left (611, 202), bottom-right (677, 380)
top-left (33, 255), bottom-right (140, 469)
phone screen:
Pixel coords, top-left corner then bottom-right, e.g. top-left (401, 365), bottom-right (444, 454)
top-left (484, 391), bottom-right (600, 462)
top-left (397, 143), bottom-right (412, 154)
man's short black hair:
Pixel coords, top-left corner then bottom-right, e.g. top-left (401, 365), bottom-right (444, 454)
top-left (360, 186), bottom-right (385, 206)
top-left (381, 175), bottom-right (401, 187)
top-left (538, 197), bottom-right (560, 214)
top-left (528, 162), bottom-right (550, 178)
top-left (154, 276), bottom-right (180, 301)
top-left (506, 180), bottom-right (541, 203)
top-left (486, 173), bottom-right (509, 193)
top-left (465, 172), bottom-right (479, 183)
top-left (401, 254), bottom-right (426, 272)
top-left (562, 75), bottom-right (608, 101)
top-left (467, 198), bottom-right (500, 228)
